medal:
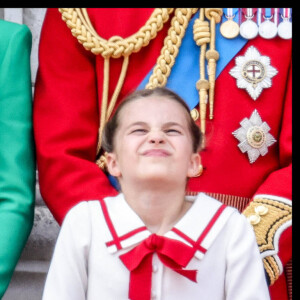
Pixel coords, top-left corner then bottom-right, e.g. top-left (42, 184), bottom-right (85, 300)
top-left (278, 8), bottom-right (292, 39)
top-left (240, 8), bottom-right (258, 39)
top-left (232, 109), bottom-right (276, 163)
top-left (258, 8), bottom-right (278, 39)
top-left (240, 20), bottom-right (259, 39)
top-left (229, 46), bottom-right (278, 100)
top-left (259, 20), bottom-right (277, 39)
top-left (278, 21), bottom-right (292, 39)
top-left (220, 8), bottom-right (240, 39)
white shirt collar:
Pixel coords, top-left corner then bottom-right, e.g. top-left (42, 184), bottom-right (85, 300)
top-left (99, 193), bottom-right (235, 260)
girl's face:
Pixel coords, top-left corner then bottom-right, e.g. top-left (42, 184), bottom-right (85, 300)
top-left (106, 96), bottom-right (200, 187)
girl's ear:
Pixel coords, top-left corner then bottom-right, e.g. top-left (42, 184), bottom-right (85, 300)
top-left (187, 153), bottom-right (202, 178)
top-left (105, 152), bottom-right (122, 177)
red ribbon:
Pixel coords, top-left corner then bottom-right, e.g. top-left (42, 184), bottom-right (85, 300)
top-left (119, 234), bottom-right (197, 300)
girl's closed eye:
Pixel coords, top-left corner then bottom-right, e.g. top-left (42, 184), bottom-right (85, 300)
top-left (162, 122), bottom-right (185, 136)
top-left (165, 128), bottom-right (182, 135)
top-left (130, 128), bottom-right (148, 135)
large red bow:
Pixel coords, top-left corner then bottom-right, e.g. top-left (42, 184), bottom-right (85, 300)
top-left (119, 233), bottom-right (197, 300)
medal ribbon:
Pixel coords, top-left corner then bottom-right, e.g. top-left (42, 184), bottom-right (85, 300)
top-left (280, 8), bottom-right (292, 20)
top-left (264, 8), bottom-right (273, 19)
top-left (223, 8), bottom-right (239, 20)
top-left (258, 8), bottom-right (276, 25)
top-left (241, 8), bottom-right (258, 23)
top-left (274, 8), bottom-right (279, 25)
top-left (257, 8), bottom-right (262, 25)
top-left (261, 8), bottom-right (279, 25)
top-left (119, 233), bottom-right (197, 300)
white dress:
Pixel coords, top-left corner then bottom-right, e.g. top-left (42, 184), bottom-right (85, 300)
top-left (42, 193), bottom-right (270, 300)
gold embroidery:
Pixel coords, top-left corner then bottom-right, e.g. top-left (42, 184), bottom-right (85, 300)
top-left (243, 196), bottom-right (292, 284)
top-left (263, 256), bottom-right (280, 285)
top-left (58, 8), bottom-right (173, 159)
top-left (58, 8), bottom-right (173, 58)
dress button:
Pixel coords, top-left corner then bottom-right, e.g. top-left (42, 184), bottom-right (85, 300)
top-left (152, 264), bottom-right (158, 273)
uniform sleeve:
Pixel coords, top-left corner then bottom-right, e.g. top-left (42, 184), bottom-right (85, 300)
top-left (33, 8), bottom-right (118, 225)
top-left (242, 63), bottom-right (292, 285)
top-left (225, 212), bottom-right (270, 300)
top-left (0, 23), bottom-right (35, 297)
top-left (42, 202), bottom-right (91, 300)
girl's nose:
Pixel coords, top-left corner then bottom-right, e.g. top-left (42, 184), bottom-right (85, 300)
top-left (148, 131), bottom-right (165, 144)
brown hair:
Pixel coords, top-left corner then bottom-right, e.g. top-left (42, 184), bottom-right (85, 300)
top-left (102, 87), bottom-right (202, 153)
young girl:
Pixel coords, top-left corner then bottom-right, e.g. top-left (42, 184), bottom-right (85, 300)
top-left (42, 87), bottom-right (270, 300)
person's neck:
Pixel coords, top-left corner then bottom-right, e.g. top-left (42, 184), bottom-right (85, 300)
top-left (120, 180), bottom-right (191, 235)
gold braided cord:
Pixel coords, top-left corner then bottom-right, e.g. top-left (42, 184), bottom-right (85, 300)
top-left (96, 56), bottom-right (130, 155)
top-left (97, 57), bottom-right (110, 155)
top-left (146, 8), bottom-right (198, 89)
top-left (106, 56), bottom-right (130, 121)
top-left (193, 8), bottom-right (210, 137)
top-left (59, 8), bottom-right (174, 59)
top-left (58, 8), bottom-right (174, 160)
top-left (204, 8), bottom-right (223, 120)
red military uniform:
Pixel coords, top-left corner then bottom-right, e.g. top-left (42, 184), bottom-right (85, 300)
top-left (33, 8), bottom-right (292, 300)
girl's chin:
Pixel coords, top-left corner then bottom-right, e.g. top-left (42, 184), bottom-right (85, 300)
top-left (135, 169), bottom-right (186, 185)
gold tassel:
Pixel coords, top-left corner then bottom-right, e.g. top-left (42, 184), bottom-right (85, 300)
top-left (204, 8), bottom-right (223, 120)
top-left (193, 8), bottom-right (210, 139)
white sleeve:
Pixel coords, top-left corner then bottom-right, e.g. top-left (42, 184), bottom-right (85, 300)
top-left (225, 211), bottom-right (270, 300)
top-left (42, 202), bottom-right (91, 300)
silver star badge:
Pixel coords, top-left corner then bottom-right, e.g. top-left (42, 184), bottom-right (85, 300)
top-left (229, 46), bottom-right (278, 100)
top-left (232, 109), bottom-right (276, 163)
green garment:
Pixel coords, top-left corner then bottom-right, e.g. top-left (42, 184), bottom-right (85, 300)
top-left (0, 19), bottom-right (35, 298)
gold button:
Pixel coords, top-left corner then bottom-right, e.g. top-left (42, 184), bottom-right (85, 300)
top-left (255, 205), bottom-right (268, 216)
top-left (248, 214), bottom-right (261, 225)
